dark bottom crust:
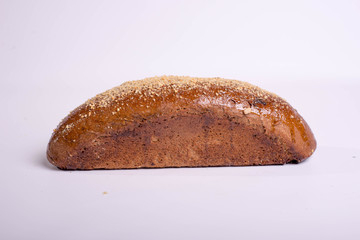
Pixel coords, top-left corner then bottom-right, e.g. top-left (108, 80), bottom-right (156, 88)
top-left (56, 162), bottom-right (303, 171)
top-left (58, 112), bottom-right (304, 170)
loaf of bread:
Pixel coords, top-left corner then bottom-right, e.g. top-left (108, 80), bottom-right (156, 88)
top-left (47, 76), bottom-right (316, 170)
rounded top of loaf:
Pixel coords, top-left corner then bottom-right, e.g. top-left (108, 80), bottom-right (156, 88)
top-left (85, 75), bottom-right (282, 109)
top-left (57, 76), bottom-right (306, 140)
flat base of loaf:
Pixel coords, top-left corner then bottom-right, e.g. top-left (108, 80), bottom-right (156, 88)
top-left (56, 161), bottom-right (302, 170)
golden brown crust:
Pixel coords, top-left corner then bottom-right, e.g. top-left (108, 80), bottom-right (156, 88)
top-left (47, 76), bottom-right (316, 170)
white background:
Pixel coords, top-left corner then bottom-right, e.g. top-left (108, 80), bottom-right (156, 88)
top-left (1, 0), bottom-right (360, 239)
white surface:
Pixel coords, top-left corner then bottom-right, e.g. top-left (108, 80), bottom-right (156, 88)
top-left (1, 0), bottom-right (360, 239)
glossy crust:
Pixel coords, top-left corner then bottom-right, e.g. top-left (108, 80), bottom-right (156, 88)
top-left (47, 76), bottom-right (316, 170)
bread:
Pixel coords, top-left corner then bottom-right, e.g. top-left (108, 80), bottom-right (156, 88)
top-left (47, 76), bottom-right (316, 170)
